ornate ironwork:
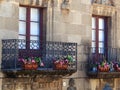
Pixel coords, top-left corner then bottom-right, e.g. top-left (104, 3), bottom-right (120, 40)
top-left (87, 47), bottom-right (120, 78)
top-left (1, 39), bottom-right (77, 75)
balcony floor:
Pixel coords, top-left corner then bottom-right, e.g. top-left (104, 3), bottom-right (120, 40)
top-left (2, 68), bottom-right (76, 77)
top-left (87, 71), bottom-right (120, 79)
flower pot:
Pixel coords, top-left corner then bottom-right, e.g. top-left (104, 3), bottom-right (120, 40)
top-left (98, 66), bottom-right (109, 72)
top-left (32, 63), bottom-right (38, 70)
top-left (23, 63), bottom-right (38, 70)
top-left (62, 64), bottom-right (68, 69)
top-left (54, 63), bottom-right (68, 70)
top-left (24, 63), bottom-right (33, 70)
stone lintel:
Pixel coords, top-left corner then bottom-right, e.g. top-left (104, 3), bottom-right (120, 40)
top-left (92, 3), bottom-right (116, 16)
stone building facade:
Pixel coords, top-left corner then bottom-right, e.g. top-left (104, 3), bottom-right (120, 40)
top-left (0, 0), bottom-right (120, 90)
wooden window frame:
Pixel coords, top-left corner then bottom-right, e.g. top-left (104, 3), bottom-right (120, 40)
top-left (19, 5), bottom-right (44, 49)
top-left (92, 15), bottom-right (108, 54)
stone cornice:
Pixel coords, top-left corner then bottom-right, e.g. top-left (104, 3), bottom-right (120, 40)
top-left (91, 0), bottom-right (114, 6)
top-left (92, 3), bottom-right (116, 16)
top-left (19, 0), bottom-right (49, 7)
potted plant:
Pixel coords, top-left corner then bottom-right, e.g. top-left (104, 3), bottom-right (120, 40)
top-left (19, 57), bottom-right (44, 70)
top-left (53, 55), bottom-right (74, 70)
top-left (113, 62), bottom-right (120, 71)
top-left (98, 60), bottom-right (110, 72)
top-left (89, 62), bottom-right (98, 72)
top-left (34, 57), bottom-right (44, 67)
top-left (53, 58), bottom-right (68, 70)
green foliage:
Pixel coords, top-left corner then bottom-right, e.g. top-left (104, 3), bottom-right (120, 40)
top-left (67, 55), bottom-right (73, 62)
top-left (34, 57), bottom-right (41, 63)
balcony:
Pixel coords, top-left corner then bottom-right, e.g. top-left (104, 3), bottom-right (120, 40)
top-left (91, 0), bottom-right (114, 6)
top-left (87, 47), bottom-right (120, 78)
top-left (1, 39), bottom-right (77, 76)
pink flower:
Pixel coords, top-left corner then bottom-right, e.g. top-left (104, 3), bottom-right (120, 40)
top-left (54, 60), bottom-right (59, 64)
top-left (64, 59), bottom-right (69, 64)
top-left (31, 59), bottom-right (35, 63)
top-left (19, 58), bottom-right (26, 64)
top-left (40, 62), bottom-right (44, 66)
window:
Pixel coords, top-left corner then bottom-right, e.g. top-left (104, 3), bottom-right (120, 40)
top-left (92, 16), bottom-right (108, 53)
top-left (19, 6), bottom-right (44, 49)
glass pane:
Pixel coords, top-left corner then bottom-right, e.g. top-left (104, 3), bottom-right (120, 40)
top-left (19, 7), bottom-right (26, 20)
top-left (30, 38), bottom-right (39, 49)
top-left (92, 17), bottom-right (96, 29)
top-left (92, 42), bottom-right (96, 48)
top-left (19, 21), bottom-right (26, 34)
top-left (18, 36), bottom-right (26, 49)
top-left (31, 8), bottom-right (39, 21)
top-left (30, 36), bottom-right (39, 40)
top-left (99, 42), bottom-right (104, 48)
top-left (99, 31), bottom-right (104, 42)
top-left (30, 43), bottom-right (39, 49)
top-left (99, 18), bottom-right (104, 29)
top-left (30, 22), bottom-right (39, 35)
top-left (99, 42), bottom-right (104, 53)
top-left (92, 30), bottom-right (96, 41)
top-left (99, 48), bottom-right (104, 53)
top-left (92, 42), bottom-right (96, 53)
top-left (19, 36), bottom-right (26, 40)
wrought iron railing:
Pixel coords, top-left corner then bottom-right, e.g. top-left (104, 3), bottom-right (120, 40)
top-left (1, 39), bottom-right (77, 75)
top-left (87, 47), bottom-right (120, 78)
top-left (91, 0), bottom-right (114, 6)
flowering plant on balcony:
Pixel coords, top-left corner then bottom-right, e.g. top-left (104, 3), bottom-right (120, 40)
top-left (19, 57), bottom-right (44, 70)
top-left (89, 57), bottom-right (120, 72)
top-left (113, 62), bottom-right (120, 71)
top-left (89, 60), bottom-right (110, 72)
top-left (89, 61), bottom-right (98, 72)
top-left (98, 60), bottom-right (110, 72)
top-left (53, 55), bottom-right (74, 70)
top-left (98, 60), bottom-right (120, 72)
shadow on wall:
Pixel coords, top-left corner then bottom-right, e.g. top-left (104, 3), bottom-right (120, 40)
top-left (67, 78), bottom-right (76, 90)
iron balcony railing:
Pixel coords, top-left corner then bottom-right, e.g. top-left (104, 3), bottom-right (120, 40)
top-left (91, 0), bottom-right (114, 6)
top-left (1, 39), bottom-right (77, 75)
top-left (87, 47), bottom-right (120, 78)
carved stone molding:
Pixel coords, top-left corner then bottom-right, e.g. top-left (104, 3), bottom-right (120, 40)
top-left (91, 0), bottom-right (114, 6)
top-left (61, 0), bottom-right (70, 10)
top-left (19, 0), bottom-right (49, 7)
top-left (92, 3), bottom-right (116, 16)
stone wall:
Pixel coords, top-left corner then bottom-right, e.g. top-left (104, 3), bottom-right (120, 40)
top-left (0, 1), bottom-right (19, 90)
top-left (0, 1), bottom-right (18, 38)
top-left (114, 0), bottom-right (120, 47)
top-left (2, 77), bottom-right (62, 90)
